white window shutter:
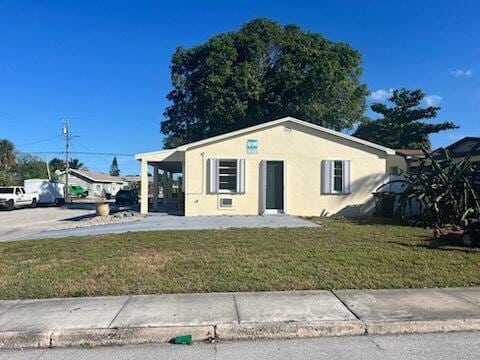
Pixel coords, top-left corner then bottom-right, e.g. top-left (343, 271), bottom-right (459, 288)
top-left (207, 158), bottom-right (218, 193)
top-left (236, 159), bottom-right (246, 193)
top-left (321, 160), bottom-right (332, 194)
top-left (342, 160), bottom-right (351, 194)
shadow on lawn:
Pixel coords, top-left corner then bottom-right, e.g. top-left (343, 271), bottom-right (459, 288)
top-left (345, 217), bottom-right (411, 226)
top-left (388, 237), bottom-right (479, 253)
top-left (307, 216), bottom-right (412, 227)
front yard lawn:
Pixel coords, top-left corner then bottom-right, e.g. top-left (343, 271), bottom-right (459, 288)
top-left (0, 218), bottom-right (479, 300)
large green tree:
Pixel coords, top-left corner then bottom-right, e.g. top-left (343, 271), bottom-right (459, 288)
top-left (161, 18), bottom-right (368, 148)
top-left (14, 154), bottom-right (48, 182)
top-left (354, 89), bottom-right (458, 149)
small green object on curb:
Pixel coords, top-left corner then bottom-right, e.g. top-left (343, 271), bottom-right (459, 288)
top-left (172, 334), bottom-right (192, 345)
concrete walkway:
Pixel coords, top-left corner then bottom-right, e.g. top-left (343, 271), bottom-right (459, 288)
top-left (18, 214), bottom-right (318, 241)
top-left (0, 288), bottom-right (479, 349)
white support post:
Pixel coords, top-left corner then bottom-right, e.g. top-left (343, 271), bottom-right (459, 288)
top-left (140, 159), bottom-right (149, 215)
top-left (153, 165), bottom-right (159, 211)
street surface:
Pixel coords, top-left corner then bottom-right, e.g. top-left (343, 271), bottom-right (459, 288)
top-left (1, 332), bottom-right (479, 359)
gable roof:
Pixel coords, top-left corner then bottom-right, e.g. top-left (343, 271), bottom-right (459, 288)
top-left (61, 169), bottom-right (125, 183)
top-left (137, 117), bottom-right (395, 158)
top-left (432, 137), bottom-right (480, 158)
top-left (394, 149), bottom-right (425, 158)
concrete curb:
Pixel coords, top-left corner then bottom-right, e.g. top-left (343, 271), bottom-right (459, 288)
top-left (2, 320), bottom-right (480, 349)
top-left (0, 330), bottom-right (51, 349)
top-left (216, 320), bottom-right (366, 340)
top-left (365, 319), bottom-right (480, 335)
top-left (0, 326), bottom-right (215, 350)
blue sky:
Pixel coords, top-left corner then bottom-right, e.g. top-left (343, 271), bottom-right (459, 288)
top-left (1, 0), bottom-right (478, 174)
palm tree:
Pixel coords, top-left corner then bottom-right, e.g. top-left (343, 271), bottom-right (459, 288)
top-left (68, 158), bottom-right (86, 170)
top-left (49, 158), bottom-right (65, 172)
top-left (0, 139), bottom-right (16, 172)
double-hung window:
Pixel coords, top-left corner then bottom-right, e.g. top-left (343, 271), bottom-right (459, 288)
top-left (322, 160), bottom-right (351, 194)
top-left (333, 161), bottom-right (344, 193)
top-left (208, 158), bottom-right (246, 194)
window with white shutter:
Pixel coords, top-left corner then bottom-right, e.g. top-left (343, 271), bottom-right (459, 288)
top-left (207, 158), bottom-right (245, 194)
top-left (321, 160), bottom-right (351, 194)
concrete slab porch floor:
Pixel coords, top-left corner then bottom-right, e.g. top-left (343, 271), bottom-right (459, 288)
top-left (18, 214), bottom-right (318, 241)
top-left (0, 288), bottom-right (479, 349)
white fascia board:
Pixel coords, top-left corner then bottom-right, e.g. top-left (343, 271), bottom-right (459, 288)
top-left (134, 149), bottom-right (181, 161)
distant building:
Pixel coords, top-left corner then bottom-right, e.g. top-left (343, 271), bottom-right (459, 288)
top-left (386, 149), bottom-right (425, 175)
top-left (431, 137), bottom-right (480, 168)
top-left (386, 137), bottom-right (480, 175)
top-left (59, 169), bottom-right (127, 197)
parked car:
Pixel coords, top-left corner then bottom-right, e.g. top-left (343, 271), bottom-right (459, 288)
top-left (0, 186), bottom-right (39, 210)
top-left (24, 179), bottom-right (65, 206)
top-left (68, 185), bottom-right (89, 198)
top-left (115, 190), bottom-right (138, 205)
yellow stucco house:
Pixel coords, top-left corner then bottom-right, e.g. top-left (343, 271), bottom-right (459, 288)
top-left (135, 117), bottom-right (395, 216)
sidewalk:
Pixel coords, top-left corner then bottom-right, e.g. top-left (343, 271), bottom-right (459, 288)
top-left (0, 288), bottom-right (479, 349)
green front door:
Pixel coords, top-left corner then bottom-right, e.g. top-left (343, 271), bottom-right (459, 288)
top-left (266, 161), bottom-right (284, 211)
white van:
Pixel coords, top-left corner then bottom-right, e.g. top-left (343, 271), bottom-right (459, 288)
top-left (24, 179), bottom-right (65, 206)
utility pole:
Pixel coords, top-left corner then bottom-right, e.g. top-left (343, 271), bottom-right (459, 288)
top-left (62, 119), bottom-right (70, 201)
top-left (45, 155), bottom-right (51, 180)
top-left (62, 119), bottom-right (79, 202)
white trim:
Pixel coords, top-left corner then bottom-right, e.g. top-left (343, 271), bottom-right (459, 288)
top-left (135, 149), bottom-right (179, 160)
top-left (263, 209), bottom-right (284, 215)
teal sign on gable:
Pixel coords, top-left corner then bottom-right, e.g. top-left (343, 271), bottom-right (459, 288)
top-left (247, 139), bottom-right (258, 154)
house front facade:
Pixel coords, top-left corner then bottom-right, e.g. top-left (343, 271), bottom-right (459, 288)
top-left (135, 117), bottom-right (395, 217)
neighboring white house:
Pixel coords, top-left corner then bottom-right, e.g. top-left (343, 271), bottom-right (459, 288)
top-left (58, 169), bottom-right (127, 197)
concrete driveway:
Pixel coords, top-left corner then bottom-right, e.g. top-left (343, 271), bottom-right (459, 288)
top-left (18, 213), bottom-right (318, 241)
top-left (0, 204), bottom-right (94, 242)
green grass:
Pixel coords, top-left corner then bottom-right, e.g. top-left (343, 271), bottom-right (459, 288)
top-left (0, 218), bottom-right (479, 300)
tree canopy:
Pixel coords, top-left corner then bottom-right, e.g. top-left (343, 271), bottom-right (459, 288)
top-left (15, 154), bottom-right (49, 182)
top-left (68, 158), bottom-right (86, 170)
top-left (48, 158), bottom-right (86, 172)
top-left (161, 18), bottom-right (368, 148)
top-left (354, 89), bottom-right (458, 149)
top-left (49, 158), bottom-right (66, 173)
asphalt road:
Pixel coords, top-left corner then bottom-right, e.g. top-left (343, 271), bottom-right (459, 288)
top-left (1, 332), bottom-right (479, 360)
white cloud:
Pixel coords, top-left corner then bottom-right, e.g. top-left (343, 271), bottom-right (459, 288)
top-left (424, 95), bottom-right (442, 107)
top-left (368, 88), bottom-right (393, 102)
top-left (450, 69), bottom-right (472, 77)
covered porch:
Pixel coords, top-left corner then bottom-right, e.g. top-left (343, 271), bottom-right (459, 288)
top-left (135, 149), bottom-right (185, 215)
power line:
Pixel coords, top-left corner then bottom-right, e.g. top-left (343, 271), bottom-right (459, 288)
top-left (18, 135), bottom-right (63, 147)
top-left (26, 151), bottom-right (135, 157)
